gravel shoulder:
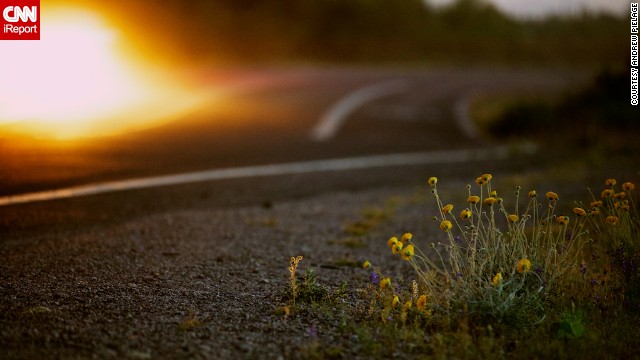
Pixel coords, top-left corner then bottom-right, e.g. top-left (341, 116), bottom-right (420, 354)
top-left (1, 182), bottom-right (438, 359)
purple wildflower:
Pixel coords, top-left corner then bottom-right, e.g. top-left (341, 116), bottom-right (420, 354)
top-left (370, 272), bottom-right (380, 285)
top-left (307, 325), bottom-right (318, 338)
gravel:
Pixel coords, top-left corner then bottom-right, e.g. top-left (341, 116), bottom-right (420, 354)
top-left (1, 184), bottom-right (436, 359)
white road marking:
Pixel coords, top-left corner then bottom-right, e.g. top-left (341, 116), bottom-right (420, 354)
top-left (0, 146), bottom-right (511, 206)
top-left (453, 93), bottom-right (481, 140)
top-left (310, 80), bottom-right (409, 141)
top-left (312, 80), bottom-right (480, 141)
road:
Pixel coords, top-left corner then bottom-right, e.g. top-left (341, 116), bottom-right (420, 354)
top-left (0, 66), bottom-right (586, 203)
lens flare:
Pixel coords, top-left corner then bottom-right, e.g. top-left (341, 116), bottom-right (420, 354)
top-left (0, 7), bottom-right (204, 139)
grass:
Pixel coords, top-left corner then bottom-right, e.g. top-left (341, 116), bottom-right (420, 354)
top-left (343, 205), bottom-right (395, 237)
top-left (279, 173), bottom-right (640, 359)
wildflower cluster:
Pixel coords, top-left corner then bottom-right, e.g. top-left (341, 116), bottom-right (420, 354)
top-left (586, 179), bottom-right (639, 249)
top-left (362, 256), bottom-right (432, 324)
top-left (581, 179), bottom-right (640, 312)
top-left (369, 174), bottom-right (595, 327)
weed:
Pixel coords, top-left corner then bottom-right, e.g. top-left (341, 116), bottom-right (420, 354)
top-left (288, 255), bottom-right (303, 305)
top-left (552, 304), bottom-right (586, 339)
top-left (582, 179), bottom-right (640, 314)
top-left (365, 174), bottom-right (599, 329)
top-left (297, 268), bottom-right (329, 304)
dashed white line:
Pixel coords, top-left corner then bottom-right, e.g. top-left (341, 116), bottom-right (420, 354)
top-left (0, 146), bottom-right (510, 206)
top-left (310, 80), bottom-right (409, 141)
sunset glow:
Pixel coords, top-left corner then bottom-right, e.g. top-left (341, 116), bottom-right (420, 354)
top-left (0, 7), bottom-right (204, 139)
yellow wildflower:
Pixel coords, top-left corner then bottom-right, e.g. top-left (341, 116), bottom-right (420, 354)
top-left (401, 232), bottom-right (413, 243)
top-left (622, 182), bottom-right (635, 191)
top-left (573, 207), bottom-right (587, 217)
top-left (391, 295), bottom-right (399, 309)
top-left (606, 216), bottom-right (619, 225)
top-left (362, 260), bottom-right (371, 269)
top-left (546, 191), bottom-right (559, 201)
top-left (556, 216), bottom-right (569, 225)
top-left (467, 195), bottom-right (480, 204)
top-left (601, 189), bottom-right (614, 198)
top-left (392, 241), bottom-right (404, 254)
top-left (483, 197), bottom-right (497, 206)
top-left (442, 204), bottom-right (454, 214)
top-left (387, 236), bottom-right (398, 249)
top-left (492, 272), bottom-right (503, 286)
top-left (605, 178), bottom-right (617, 187)
top-left (417, 294), bottom-right (427, 311)
top-left (439, 220), bottom-right (453, 232)
top-left (516, 258), bottom-right (532, 274)
top-left (614, 192), bottom-right (626, 200)
top-left (490, 190), bottom-right (498, 198)
top-left (590, 207), bottom-right (601, 216)
top-left (528, 190), bottom-right (537, 198)
top-left (507, 214), bottom-right (519, 223)
top-left (401, 244), bottom-right (415, 261)
top-left (475, 173), bottom-right (493, 185)
top-left (380, 277), bottom-right (391, 290)
top-left (403, 301), bottom-right (412, 311)
top-left (590, 200), bottom-right (603, 208)
top-left (460, 209), bottom-right (472, 220)
top-left (428, 177), bottom-right (438, 186)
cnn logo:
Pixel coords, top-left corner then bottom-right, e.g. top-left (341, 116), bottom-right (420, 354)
top-left (1, 0), bottom-right (40, 40)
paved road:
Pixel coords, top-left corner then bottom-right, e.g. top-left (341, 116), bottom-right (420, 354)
top-left (0, 66), bottom-right (586, 200)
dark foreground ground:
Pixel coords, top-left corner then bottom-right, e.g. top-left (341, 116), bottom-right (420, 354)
top-left (1, 145), bottom-right (639, 359)
top-left (0, 163), bottom-right (461, 359)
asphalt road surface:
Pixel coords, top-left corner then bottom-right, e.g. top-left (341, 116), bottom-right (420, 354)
top-left (0, 66), bottom-right (586, 202)
top-left (0, 65), bottom-right (593, 237)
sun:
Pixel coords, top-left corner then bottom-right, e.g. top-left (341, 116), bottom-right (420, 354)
top-left (0, 7), bottom-right (203, 139)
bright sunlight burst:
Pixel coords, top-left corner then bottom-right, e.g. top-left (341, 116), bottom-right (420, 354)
top-left (0, 7), bottom-right (204, 139)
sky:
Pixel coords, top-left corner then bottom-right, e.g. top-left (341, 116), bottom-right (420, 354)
top-left (427, 0), bottom-right (631, 18)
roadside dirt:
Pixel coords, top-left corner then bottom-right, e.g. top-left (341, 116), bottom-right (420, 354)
top-left (0, 184), bottom-right (437, 359)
